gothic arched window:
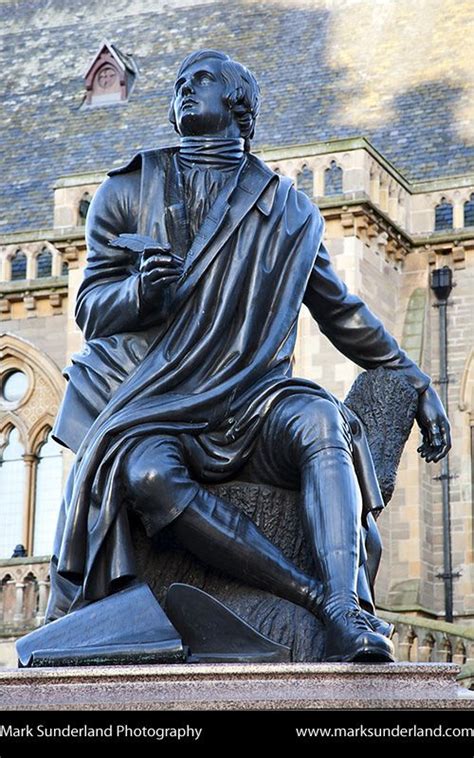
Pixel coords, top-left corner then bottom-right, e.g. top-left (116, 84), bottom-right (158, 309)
top-left (324, 160), bottom-right (343, 195)
top-left (435, 198), bottom-right (453, 231)
top-left (11, 250), bottom-right (27, 281)
top-left (296, 166), bottom-right (314, 198)
top-left (0, 335), bottom-right (65, 560)
top-left (0, 428), bottom-right (26, 558)
top-left (464, 194), bottom-right (474, 227)
top-left (36, 248), bottom-right (53, 278)
top-left (32, 430), bottom-right (63, 556)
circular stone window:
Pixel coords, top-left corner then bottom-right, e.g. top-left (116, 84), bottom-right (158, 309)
top-left (2, 370), bottom-right (29, 403)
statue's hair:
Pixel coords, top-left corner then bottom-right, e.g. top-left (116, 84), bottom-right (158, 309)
top-left (169, 49), bottom-right (260, 151)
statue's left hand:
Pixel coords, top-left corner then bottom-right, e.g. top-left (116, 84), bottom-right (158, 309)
top-left (416, 385), bottom-right (451, 463)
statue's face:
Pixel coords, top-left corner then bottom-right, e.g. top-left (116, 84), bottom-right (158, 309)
top-left (173, 58), bottom-right (239, 138)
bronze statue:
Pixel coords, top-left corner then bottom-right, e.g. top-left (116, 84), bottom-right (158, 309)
top-left (44, 50), bottom-right (450, 663)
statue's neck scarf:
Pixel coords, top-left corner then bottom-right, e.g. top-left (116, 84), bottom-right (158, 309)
top-left (178, 136), bottom-right (245, 241)
top-left (178, 136), bottom-right (245, 170)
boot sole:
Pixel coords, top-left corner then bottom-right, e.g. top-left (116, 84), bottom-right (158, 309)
top-left (324, 647), bottom-right (395, 664)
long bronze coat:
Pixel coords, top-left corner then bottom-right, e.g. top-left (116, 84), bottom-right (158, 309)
top-left (48, 147), bottom-right (430, 613)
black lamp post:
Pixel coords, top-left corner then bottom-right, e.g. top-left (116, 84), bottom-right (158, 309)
top-left (430, 266), bottom-right (455, 622)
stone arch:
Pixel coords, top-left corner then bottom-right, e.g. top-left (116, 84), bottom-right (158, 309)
top-left (9, 249), bottom-right (27, 281)
top-left (29, 416), bottom-right (56, 454)
top-left (0, 574), bottom-right (13, 624)
top-left (0, 333), bottom-right (64, 402)
top-left (431, 192), bottom-right (455, 208)
top-left (34, 247), bottom-right (53, 278)
top-left (439, 634), bottom-right (453, 662)
top-left (23, 571), bottom-right (39, 618)
top-left (418, 632), bottom-right (435, 662)
top-left (28, 413), bottom-right (54, 455)
top-left (0, 413), bottom-right (29, 453)
top-left (454, 639), bottom-right (467, 664)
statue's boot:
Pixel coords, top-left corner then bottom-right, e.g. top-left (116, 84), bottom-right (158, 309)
top-left (301, 447), bottom-right (394, 662)
top-left (361, 610), bottom-right (394, 639)
top-left (357, 563), bottom-right (395, 638)
top-left (168, 488), bottom-right (324, 616)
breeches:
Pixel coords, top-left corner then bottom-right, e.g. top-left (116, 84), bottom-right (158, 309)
top-left (122, 394), bottom-right (353, 536)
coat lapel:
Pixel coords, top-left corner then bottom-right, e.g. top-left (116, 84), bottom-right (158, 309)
top-left (137, 149), bottom-right (172, 245)
top-left (137, 148), bottom-right (191, 264)
top-left (177, 154), bottom-right (275, 293)
top-left (163, 154), bottom-right (190, 262)
top-left (136, 149), bottom-right (277, 300)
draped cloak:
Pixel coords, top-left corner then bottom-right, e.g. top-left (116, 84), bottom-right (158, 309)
top-left (49, 147), bottom-right (431, 615)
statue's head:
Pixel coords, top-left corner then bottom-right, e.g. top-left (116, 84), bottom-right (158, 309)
top-left (169, 50), bottom-right (260, 151)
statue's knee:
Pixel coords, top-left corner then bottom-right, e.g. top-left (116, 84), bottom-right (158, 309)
top-left (292, 398), bottom-right (350, 457)
top-left (122, 436), bottom-right (198, 538)
top-left (123, 438), bottom-right (180, 502)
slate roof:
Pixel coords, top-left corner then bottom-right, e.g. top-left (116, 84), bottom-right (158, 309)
top-left (2, 0), bottom-right (474, 233)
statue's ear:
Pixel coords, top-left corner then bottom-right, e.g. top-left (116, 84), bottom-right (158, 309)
top-left (226, 86), bottom-right (243, 111)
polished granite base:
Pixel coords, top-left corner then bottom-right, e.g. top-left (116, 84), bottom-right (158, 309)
top-left (0, 662), bottom-right (473, 710)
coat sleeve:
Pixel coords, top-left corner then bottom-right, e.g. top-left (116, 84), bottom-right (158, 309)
top-left (75, 171), bottom-right (157, 340)
top-left (303, 241), bottom-right (431, 394)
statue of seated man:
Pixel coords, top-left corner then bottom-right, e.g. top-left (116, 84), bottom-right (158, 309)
top-left (46, 49), bottom-right (450, 663)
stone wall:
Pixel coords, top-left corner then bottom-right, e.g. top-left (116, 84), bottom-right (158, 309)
top-left (0, 314), bottom-right (68, 371)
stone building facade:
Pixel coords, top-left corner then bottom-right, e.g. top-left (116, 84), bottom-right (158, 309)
top-left (1, 0), bottom-right (474, 663)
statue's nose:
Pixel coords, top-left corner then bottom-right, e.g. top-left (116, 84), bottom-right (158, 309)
top-left (182, 80), bottom-right (194, 96)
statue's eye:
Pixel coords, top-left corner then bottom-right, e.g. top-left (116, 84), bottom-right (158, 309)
top-left (198, 73), bottom-right (213, 84)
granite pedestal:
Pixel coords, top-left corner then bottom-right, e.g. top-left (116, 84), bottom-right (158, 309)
top-left (1, 663), bottom-right (473, 710)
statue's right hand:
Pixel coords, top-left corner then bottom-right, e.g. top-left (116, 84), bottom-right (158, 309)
top-left (138, 244), bottom-right (181, 311)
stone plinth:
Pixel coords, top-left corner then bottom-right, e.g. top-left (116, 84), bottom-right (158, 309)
top-left (0, 663), bottom-right (473, 710)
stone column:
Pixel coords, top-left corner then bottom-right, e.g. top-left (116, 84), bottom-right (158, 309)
top-left (0, 251), bottom-right (8, 281)
top-left (13, 581), bottom-right (25, 627)
top-left (22, 453), bottom-right (38, 554)
top-left (51, 248), bottom-right (63, 276)
top-left (388, 186), bottom-right (399, 222)
top-left (370, 171), bottom-right (380, 205)
top-left (453, 641), bottom-right (466, 666)
top-left (36, 579), bottom-right (50, 626)
top-left (453, 198), bottom-right (464, 229)
top-left (397, 629), bottom-right (413, 661)
top-left (379, 177), bottom-right (389, 213)
top-left (26, 250), bottom-right (36, 280)
top-left (314, 166), bottom-right (325, 197)
top-left (435, 636), bottom-right (452, 663)
top-left (417, 635), bottom-right (435, 662)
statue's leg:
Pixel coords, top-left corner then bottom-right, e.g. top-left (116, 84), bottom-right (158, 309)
top-left (252, 394), bottom-right (394, 662)
top-left (122, 434), bottom-right (323, 615)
